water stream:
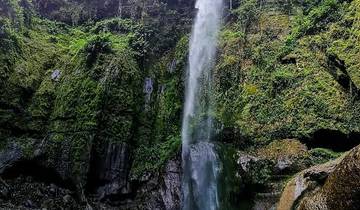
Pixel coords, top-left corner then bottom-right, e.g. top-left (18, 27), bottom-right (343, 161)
top-left (181, 0), bottom-right (224, 209)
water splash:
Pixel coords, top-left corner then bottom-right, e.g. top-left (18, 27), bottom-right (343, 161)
top-left (181, 0), bottom-right (224, 209)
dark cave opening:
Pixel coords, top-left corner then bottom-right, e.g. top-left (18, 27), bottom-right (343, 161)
top-left (1, 160), bottom-right (76, 192)
top-left (303, 129), bottom-right (360, 152)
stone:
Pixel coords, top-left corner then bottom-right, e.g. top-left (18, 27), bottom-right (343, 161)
top-left (0, 143), bottom-right (23, 174)
top-left (277, 149), bottom-right (350, 210)
top-left (298, 146), bottom-right (360, 210)
top-left (49, 183), bottom-right (57, 194)
top-left (159, 159), bottom-right (181, 210)
top-left (85, 203), bottom-right (93, 210)
top-left (51, 69), bottom-right (61, 81)
top-left (0, 182), bottom-right (9, 199)
top-left (94, 142), bottom-right (131, 200)
top-left (275, 157), bottom-right (292, 172)
top-left (237, 152), bottom-right (259, 173)
top-left (126, 156), bottom-right (182, 210)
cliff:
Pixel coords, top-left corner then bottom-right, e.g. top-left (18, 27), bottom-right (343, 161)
top-left (0, 0), bottom-right (360, 209)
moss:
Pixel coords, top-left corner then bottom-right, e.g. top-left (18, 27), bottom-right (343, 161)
top-left (326, 0), bottom-right (360, 89)
top-left (255, 139), bottom-right (308, 160)
top-left (0, 0), bottom-right (144, 187)
top-left (308, 148), bottom-right (342, 164)
top-left (130, 35), bottom-right (188, 177)
top-left (131, 135), bottom-right (181, 178)
top-left (214, 0), bottom-right (360, 146)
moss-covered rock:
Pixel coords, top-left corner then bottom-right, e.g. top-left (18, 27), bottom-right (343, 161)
top-left (214, 0), bottom-right (360, 146)
top-left (0, 2), bottom-right (195, 206)
top-left (278, 143), bottom-right (360, 210)
top-left (298, 144), bottom-right (360, 210)
top-left (0, 0), bottom-right (144, 192)
top-left (131, 36), bottom-right (188, 177)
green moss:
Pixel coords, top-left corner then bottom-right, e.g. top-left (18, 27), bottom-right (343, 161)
top-left (131, 135), bottom-right (181, 178)
top-left (130, 35), bottom-right (188, 177)
top-left (214, 0), bottom-right (360, 146)
top-left (309, 147), bottom-right (342, 164)
top-left (0, 0), bottom-right (144, 186)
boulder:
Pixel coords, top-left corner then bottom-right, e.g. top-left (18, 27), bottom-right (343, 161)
top-left (298, 145), bottom-right (360, 210)
top-left (277, 157), bottom-right (341, 210)
top-left (278, 145), bottom-right (360, 210)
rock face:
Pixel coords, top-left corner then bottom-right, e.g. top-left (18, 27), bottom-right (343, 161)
top-left (90, 142), bottom-right (132, 200)
top-left (0, 143), bottom-right (22, 174)
top-left (277, 157), bottom-right (341, 210)
top-left (159, 159), bottom-right (182, 210)
top-left (127, 157), bottom-right (182, 210)
top-left (278, 145), bottom-right (360, 210)
top-left (299, 146), bottom-right (360, 210)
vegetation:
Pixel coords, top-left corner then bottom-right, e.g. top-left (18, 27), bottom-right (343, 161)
top-left (214, 0), bottom-right (360, 145)
top-left (0, 0), bottom-right (190, 185)
top-left (1, 0), bottom-right (360, 208)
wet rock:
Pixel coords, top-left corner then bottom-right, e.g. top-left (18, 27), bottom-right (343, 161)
top-left (49, 183), bottom-right (57, 195)
top-left (159, 159), bottom-right (181, 210)
top-left (62, 194), bottom-right (72, 204)
top-left (183, 142), bottom-right (221, 210)
top-left (0, 180), bottom-right (9, 199)
top-left (0, 143), bottom-right (23, 174)
top-left (277, 150), bottom-right (347, 210)
top-left (85, 203), bottom-right (94, 210)
top-left (127, 156), bottom-right (182, 210)
top-left (92, 142), bottom-right (131, 200)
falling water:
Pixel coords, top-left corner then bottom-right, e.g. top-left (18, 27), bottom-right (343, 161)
top-left (181, 0), bottom-right (224, 210)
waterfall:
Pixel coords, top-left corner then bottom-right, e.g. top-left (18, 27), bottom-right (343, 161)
top-left (181, 0), bottom-right (224, 210)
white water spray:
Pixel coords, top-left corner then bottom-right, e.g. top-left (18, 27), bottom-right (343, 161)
top-left (181, 0), bottom-right (224, 209)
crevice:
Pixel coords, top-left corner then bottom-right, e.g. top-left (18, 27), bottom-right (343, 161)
top-left (280, 56), bottom-right (297, 65)
top-left (326, 53), bottom-right (360, 98)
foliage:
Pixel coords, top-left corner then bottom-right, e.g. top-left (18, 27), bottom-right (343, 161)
top-left (130, 35), bottom-right (188, 177)
top-left (309, 147), bottom-right (342, 164)
top-left (0, 0), bottom-right (144, 186)
top-left (131, 135), bottom-right (181, 177)
top-left (214, 0), bottom-right (360, 146)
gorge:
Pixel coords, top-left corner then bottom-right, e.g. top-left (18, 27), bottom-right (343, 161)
top-left (1, 0), bottom-right (360, 209)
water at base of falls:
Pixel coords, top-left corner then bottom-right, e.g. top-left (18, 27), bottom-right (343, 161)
top-left (181, 0), bottom-right (224, 209)
top-left (182, 142), bottom-right (221, 210)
